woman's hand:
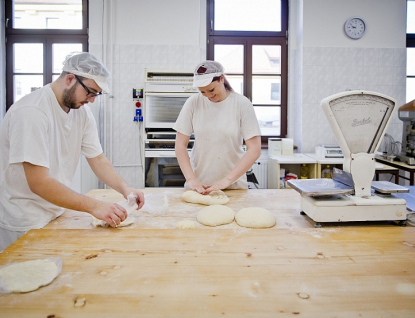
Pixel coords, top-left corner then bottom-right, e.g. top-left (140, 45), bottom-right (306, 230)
top-left (187, 178), bottom-right (208, 194)
top-left (204, 177), bottom-right (232, 194)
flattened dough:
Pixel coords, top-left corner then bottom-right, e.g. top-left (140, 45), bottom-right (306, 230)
top-left (182, 190), bottom-right (230, 205)
top-left (197, 205), bottom-right (235, 227)
top-left (92, 215), bottom-right (135, 228)
top-left (175, 220), bottom-right (197, 229)
top-left (0, 259), bottom-right (60, 293)
top-left (235, 207), bottom-right (276, 228)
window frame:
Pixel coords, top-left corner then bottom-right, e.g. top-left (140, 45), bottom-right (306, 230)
top-left (206, 0), bottom-right (289, 142)
top-left (5, 0), bottom-right (89, 110)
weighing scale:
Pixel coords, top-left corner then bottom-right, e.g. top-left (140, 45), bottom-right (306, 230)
top-left (288, 91), bottom-right (408, 227)
top-left (322, 145), bottom-right (343, 158)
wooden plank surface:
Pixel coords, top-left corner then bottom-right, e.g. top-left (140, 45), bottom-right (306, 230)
top-left (45, 188), bottom-right (316, 230)
top-left (1, 189), bottom-right (415, 317)
top-left (1, 227), bottom-right (415, 317)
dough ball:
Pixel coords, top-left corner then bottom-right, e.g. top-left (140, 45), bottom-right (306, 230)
top-left (197, 205), bottom-right (235, 227)
top-left (175, 220), bottom-right (197, 229)
top-left (235, 207), bottom-right (276, 228)
top-left (0, 259), bottom-right (60, 293)
top-left (182, 190), bottom-right (230, 205)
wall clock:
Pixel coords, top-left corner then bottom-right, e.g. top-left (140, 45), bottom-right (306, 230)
top-left (344, 17), bottom-right (366, 39)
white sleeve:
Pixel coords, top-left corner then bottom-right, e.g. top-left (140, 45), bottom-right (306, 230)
top-left (239, 95), bottom-right (262, 140)
top-left (8, 106), bottom-right (51, 168)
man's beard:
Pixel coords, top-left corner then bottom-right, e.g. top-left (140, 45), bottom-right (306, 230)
top-left (62, 83), bottom-right (83, 110)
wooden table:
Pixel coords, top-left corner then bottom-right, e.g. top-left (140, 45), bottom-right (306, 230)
top-left (376, 156), bottom-right (415, 185)
top-left (1, 188), bottom-right (415, 317)
top-left (44, 188), bottom-right (311, 230)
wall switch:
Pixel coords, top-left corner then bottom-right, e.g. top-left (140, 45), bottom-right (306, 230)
top-left (133, 88), bottom-right (144, 99)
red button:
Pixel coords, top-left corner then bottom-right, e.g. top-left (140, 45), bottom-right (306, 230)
top-left (135, 101), bottom-right (141, 107)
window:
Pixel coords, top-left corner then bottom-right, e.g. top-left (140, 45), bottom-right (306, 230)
top-left (408, 1), bottom-right (415, 102)
top-left (207, 0), bottom-right (288, 142)
top-left (5, 0), bottom-right (88, 110)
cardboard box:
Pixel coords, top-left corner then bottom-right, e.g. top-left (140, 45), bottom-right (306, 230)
top-left (282, 138), bottom-right (294, 155)
top-left (268, 138), bottom-right (282, 156)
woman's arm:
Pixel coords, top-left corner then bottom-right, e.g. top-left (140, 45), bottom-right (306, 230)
top-left (175, 132), bottom-right (207, 194)
top-left (204, 135), bottom-right (261, 193)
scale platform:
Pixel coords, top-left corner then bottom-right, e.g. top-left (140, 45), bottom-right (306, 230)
top-left (289, 91), bottom-right (408, 227)
top-left (288, 178), bottom-right (408, 227)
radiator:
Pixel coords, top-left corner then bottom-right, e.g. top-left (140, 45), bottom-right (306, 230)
top-left (248, 160), bottom-right (268, 189)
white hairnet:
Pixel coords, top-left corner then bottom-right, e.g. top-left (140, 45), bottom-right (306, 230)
top-left (62, 52), bottom-right (111, 93)
top-left (193, 60), bottom-right (224, 87)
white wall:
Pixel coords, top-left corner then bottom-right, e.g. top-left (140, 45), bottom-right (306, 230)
top-left (303, 0), bottom-right (405, 48)
top-left (87, 0), bottom-right (206, 191)
top-left (85, 0), bottom-right (408, 191)
top-left (289, 0), bottom-right (407, 153)
top-left (0, 1), bottom-right (5, 125)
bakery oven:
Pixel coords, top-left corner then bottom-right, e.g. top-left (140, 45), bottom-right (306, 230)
top-left (144, 70), bottom-right (198, 186)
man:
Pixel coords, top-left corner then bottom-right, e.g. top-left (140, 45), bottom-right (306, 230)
top-left (0, 52), bottom-right (145, 251)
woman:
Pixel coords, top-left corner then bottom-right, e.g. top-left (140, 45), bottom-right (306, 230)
top-left (173, 60), bottom-right (261, 194)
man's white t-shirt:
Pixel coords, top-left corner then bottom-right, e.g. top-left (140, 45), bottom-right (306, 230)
top-left (173, 91), bottom-right (261, 189)
top-left (0, 84), bottom-right (103, 231)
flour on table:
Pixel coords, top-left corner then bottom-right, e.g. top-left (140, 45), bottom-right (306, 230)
top-left (235, 207), bottom-right (276, 228)
top-left (91, 215), bottom-right (135, 228)
top-left (182, 190), bottom-right (230, 205)
top-left (197, 205), bottom-right (235, 226)
top-left (175, 220), bottom-right (197, 229)
top-left (92, 193), bottom-right (138, 228)
top-left (0, 259), bottom-right (61, 293)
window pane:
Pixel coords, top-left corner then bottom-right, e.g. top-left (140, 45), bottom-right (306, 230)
top-left (408, 48), bottom-right (415, 75)
top-left (226, 75), bottom-right (244, 95)
top-left (14, 43), bottom-right (43, 73)
top-left (214, 45), bottom-right (244, 73)
top-left (13, 0), bottom-right (83, 30)
top-left (408, 0), bottom-right (415, 33)
top-left (254, 106), bottom-right (280, 136)
top-left (407, 78), bottom-right (415, 102)
top-left (53, 43), bottom-right (83, 73)
top-left (252, 76), bottom-right (281, 104)
top-left (214, 0), bottom-right (281, 32)
top-left (253, 45), bottom-right (281, 74)
top-left (14, 75), bottom-right (44, 102)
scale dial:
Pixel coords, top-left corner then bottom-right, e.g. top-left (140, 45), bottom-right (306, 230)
top-left (344, 17), bottom-right (366, 39)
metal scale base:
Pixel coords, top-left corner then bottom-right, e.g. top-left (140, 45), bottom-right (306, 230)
top-left (299, 194), bottom-right (407, 228)
top-left (289, 90), bottom-right (409, 227)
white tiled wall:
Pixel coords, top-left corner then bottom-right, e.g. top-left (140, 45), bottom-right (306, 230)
top-left (90, 44), bottom-right (205, 189)
top-left (297, 47), bottom-right (405, 154)
top-left (92, 45), bottom-right (406, 189)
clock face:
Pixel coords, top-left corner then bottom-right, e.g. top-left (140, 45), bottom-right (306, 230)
top-left (344, 17), bottom-right (366, 39)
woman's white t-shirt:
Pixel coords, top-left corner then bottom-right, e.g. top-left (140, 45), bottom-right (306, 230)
top-left (173, 91), bottom-right (261, 189)
top-left (0, 84), bottom-right (103, 231)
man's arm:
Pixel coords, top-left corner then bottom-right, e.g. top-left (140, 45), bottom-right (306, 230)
top-left (23, 161), bottom-right (127, 227)
top-left (86, 153), bottom-right (144, 209)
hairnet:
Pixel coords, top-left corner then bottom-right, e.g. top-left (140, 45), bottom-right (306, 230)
top-left (62, 52), bottom-right (111, 93)
top-left (193, 60), bottom-right (224, 87)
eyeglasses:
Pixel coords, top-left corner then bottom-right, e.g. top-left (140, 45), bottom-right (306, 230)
top-left (74, 75), bottom-right (103, 98)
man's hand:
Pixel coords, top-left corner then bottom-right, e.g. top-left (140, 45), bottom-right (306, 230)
top-left (91, 201), bottom-right (128, 228)
top-left (124, 188), bottom-right (145, 210)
